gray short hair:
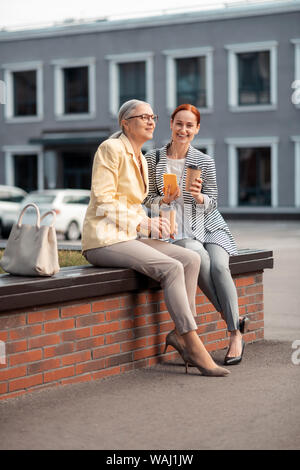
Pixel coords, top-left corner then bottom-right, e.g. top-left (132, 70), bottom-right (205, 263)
top-left (110, 99), bottom-right (148, 138)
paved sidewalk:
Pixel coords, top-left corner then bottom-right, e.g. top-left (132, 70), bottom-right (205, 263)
top-left (0, 340), bottom-right (299, 450)
top-left (0, 221), bottom-right (299, 450)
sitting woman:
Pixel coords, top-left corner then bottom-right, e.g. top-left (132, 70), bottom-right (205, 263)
top-left (144, 103), bottom-right (248, 366)
top-left (82, 99), bottom-right (229, 377)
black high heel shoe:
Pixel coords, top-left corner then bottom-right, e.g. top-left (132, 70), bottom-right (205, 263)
top-left (224, 339), bottom-right (245, 366)
top-left (239, 316), bottom-right (250, 334)
top-left (224, 316), bottom-right (249, 366)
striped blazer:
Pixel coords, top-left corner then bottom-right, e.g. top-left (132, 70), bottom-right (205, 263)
top-left (144, 144), bottom-right (237, 255)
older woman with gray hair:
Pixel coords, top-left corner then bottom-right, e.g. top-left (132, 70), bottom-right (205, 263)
top-left (82, 99), bottom-right (230, 377)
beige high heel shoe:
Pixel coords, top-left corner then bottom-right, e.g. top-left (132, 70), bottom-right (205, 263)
top-left (163, 329), bottom-right (186, 358)
top-left (164, 330), bottom-right (230, 377)
top-left (183, 352), bottom-right (231, 377)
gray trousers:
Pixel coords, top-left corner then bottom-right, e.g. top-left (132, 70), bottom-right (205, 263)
top-left (173, 239), bottom-right (239, 332)
top-left (84, 238), bottom-right (200, 335)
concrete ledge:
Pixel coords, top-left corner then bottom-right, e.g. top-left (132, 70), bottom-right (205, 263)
top-left (0, 249), bottom-right (273, 313)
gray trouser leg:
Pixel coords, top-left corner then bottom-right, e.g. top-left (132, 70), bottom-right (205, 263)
top-left (84, 239), bottom-right (200, 335)
top-left (205, 243), bottom-right (239, 331)
top-left (173, 239), bottom-right (239, 332)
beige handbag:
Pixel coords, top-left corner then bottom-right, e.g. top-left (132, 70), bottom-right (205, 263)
top-left (0, 203), bottom-right (60, 277)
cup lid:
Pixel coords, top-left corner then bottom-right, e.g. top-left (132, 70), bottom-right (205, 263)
top-left (187, 164), bottom-right (201, 170)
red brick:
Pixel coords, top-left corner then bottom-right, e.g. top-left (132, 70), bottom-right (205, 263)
top-left (76, 359), bottom-right (105, 375)
top-left (61, 374), bottom-right (92, 386)
top-left (44, 343), bottom-right (74, 358)
top-left (61, 303), bottom-right (91, 317)
top-left (134, 304), bottom-right (158, 316)
top-left (105, 352), bottom-right (133, 368)
top-left (61, 327), bottom-right (90, 342)
top-left (44, 319), bottom-right (75, 334)
top-left (235, 276), bottom-right (255, 287)
top-left (147, 312), bottom-right (170, 324)
top-left (92, 321), bottom-right (119, 336)
top-left (29, 334), bottom-right (60, 349)
top-left (134, 345), bottom-right (162, 361)
top-left (44, 366), bottom-right (75, 383)
top-left (76, 336), bottom-right (105, 351)
top-left (28, 358), bottom-right (60, 374)
top-left (92, 366), bottom-right (120, 381)
top-left (27, 309), bottom-right (59, 324)
top-left (121, 337), bottom-right (147, 352)
top-left (6, 340), bottom-right (27, 354)
top-left (9, 373), bottom-right (43, 392)
top-left (61, 351), bottom-right (91, 366)
top-left (106, 309), bottom-right (132, 321)
top-left (106, 330), bottom-right (133, 344)
top-left (0, 383), bottom-right (8, 394)
top-left (10, 349), bottom-right (42, 366)
top-left (93, 344), bottom-right (120, 359)
top-left (147, 291), bottom-right (164, 302)
top-left (10, 325), bottom-right (42, 340)
top-left (0, 331), bottom-right (8, 342)
top-left (0, 314), bottom-right (26, 330)
top-left (92, 298), bottom-right (120, 313)
top-left (147, 334), bottom-right (165, 347)
top-left (76, 313), bottom-right (105, 327)
top-left (0, 365), bottom-right (26, 382)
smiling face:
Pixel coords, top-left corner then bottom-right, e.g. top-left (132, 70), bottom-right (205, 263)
top-left (121, 102), bottom-right (156, 145)
top-left (170, 109), bottom-right (200, 146)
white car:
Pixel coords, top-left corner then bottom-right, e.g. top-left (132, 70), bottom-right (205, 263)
top-left (0, 185), bottom-right (27, 238)
top-left (2, 189), bottom-right (90, 241)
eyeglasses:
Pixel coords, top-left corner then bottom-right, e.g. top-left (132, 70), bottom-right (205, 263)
top-left (126, 114), bottom-right (158, 123)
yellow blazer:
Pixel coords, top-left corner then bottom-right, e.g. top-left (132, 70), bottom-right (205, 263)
top-left (82, 133), bottom-right (149, 251)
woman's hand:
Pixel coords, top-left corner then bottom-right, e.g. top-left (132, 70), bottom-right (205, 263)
top-left (189, 177), bottom-right (204, 204)
top-left (137, 216), bottom-right (176, 239)
top-left (162, 184), bottom-right (181, 205)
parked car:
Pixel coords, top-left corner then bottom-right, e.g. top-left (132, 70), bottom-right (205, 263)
top-left (0, 185), bottom-right (27, 238)
top-left (1, 189), bottom-right (90, 241)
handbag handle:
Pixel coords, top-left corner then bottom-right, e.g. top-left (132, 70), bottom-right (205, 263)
top-left (40, 210), bottom-right (57, 227)
top-left (17, 203), bottom-right (41, 228)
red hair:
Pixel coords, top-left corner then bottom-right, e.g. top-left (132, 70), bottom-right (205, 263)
top-left (171, 104), bottom-right (200, 125)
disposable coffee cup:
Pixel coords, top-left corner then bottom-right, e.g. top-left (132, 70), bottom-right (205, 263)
top-left (185, 165), bottom-right (202, 192)
top-left (160, 204), bottom-right (176, 236)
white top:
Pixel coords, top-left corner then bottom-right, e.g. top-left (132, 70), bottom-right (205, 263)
top-left (166, 157), bottom-right (194, 239)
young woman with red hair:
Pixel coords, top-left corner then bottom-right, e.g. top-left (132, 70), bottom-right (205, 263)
top-left (144, 103), bottom-right (249, 366)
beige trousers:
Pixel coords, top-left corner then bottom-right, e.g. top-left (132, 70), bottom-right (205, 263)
top-left (84, 238), bottom-right (200, 335)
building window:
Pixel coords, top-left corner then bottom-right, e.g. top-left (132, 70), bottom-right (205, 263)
top-left (237, 51), bottom-right (270, 106)
top-left (106, 52), bottom-right (154, 117)
top-left (238, 147), bottom-right (271, 206)
top-left (163, 47), bottom-right (213, 113)
top-left (13, 70), bottom-right (37, 116)
top-left (226, 137), bottom-right (278, 207)
top-left (225, 41), bottom-right (277, 112)
top-left (3, 61), bottom-right (43, 122)
top-left (63, 67), bottom-right (89, 114)
top-left (53, 58), bottom-right (96, 120)
top-left (3, 145), bottom-right (44, 191)
top-left (176, 56), bottom-right (206, 108)
top-left (118, 61), bottom-right (146, 106)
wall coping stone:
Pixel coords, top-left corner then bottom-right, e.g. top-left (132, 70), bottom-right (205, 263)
top-left (0, 248), bottom-right (273, 314)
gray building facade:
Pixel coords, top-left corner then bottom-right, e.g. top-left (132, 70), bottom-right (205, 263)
top-left (0, 0), bottom-right (300, 214)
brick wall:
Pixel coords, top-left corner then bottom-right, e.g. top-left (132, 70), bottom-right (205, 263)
top-left (0, 271), bottom-right (264, 400)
